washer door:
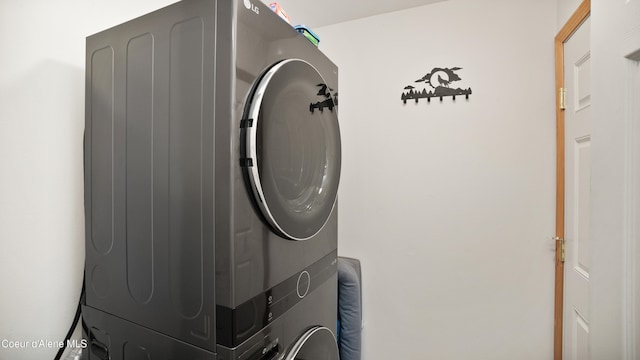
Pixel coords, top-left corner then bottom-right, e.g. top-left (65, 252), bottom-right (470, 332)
top-left (284, 326), bottom-right (339, 360)
top-left (242, 59), bottom-right (341, 241)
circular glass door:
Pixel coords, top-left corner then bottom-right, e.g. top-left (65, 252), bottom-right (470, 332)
top-left (242, 59), bottom-right (341, 241)
top-left (284, 326), bottom-right (339, 360)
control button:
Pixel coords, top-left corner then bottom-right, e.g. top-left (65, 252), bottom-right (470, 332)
top-left (296, 271), bottom-right (311, 299)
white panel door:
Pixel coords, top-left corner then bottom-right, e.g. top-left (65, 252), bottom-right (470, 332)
top-left (563, 16), bottom-right (591, 360)
top-left (589, 0), bottom-right (640, 357)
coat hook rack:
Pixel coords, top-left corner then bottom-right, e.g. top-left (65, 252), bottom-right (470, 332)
top-left (401, 67), bottom-right (472, 104)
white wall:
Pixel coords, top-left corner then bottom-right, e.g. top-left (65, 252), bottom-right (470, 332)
top-left (316, 0), bottom-right (557, 358)
top-left (0, 1), bottom-right (174, 359)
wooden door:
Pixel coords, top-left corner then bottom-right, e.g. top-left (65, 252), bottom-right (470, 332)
top-left (553, 1), bottom-right (590, 359)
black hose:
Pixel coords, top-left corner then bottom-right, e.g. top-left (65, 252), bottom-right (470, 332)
top-left (53, 279), bottom-right (85, 360)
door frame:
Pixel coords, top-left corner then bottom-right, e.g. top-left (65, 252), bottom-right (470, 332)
top-left (553, 1), bottom-right (591, 359)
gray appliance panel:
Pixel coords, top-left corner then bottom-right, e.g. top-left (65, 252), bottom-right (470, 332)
top-left (84, 0), bottom-right (222, 350)
top-left (82, 306), bottom-right (216, 360)
top-left (216, 272), bottom-right (338, 360)
top-left (214, 0), bottom-right (339, 309)
top-left (84, 0), bottom-right (339, 356)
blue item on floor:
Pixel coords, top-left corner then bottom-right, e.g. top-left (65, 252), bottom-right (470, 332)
top-left (337, 257), bottom-right (362, 360)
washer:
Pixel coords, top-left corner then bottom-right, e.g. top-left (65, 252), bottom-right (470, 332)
top-left (82, 0), bottom-right (340, 359)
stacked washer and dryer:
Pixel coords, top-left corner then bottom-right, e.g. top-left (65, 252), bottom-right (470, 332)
top-left (83, 0), bottom-right (341, 359)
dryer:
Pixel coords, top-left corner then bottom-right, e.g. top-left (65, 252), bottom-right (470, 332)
top-left (82, 0), bottom-right (341, 359)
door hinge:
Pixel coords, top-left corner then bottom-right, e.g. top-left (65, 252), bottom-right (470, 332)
top-left (555, 236), bottom-right (565, 262)
top-left (559, 88), bottom-right (566, 110)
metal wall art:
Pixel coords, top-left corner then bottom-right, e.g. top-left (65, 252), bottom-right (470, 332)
top-left (401, 67), bottom-right (472, 104)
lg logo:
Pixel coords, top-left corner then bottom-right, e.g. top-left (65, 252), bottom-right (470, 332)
top-left (244, 0), bottom-right (259, 15)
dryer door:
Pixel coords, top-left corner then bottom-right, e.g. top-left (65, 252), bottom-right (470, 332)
top-left (284, 326), bottom-right (339, 360)
top-left (242, 59), bottom-right (341, 241)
